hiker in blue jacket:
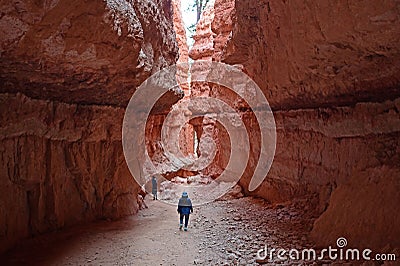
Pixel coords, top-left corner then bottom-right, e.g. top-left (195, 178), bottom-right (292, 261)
top-left (177, 192), bottom-right (193, 231)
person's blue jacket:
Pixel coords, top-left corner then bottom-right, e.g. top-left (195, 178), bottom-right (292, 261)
top-left (177, 193), bottom-right (193, 215)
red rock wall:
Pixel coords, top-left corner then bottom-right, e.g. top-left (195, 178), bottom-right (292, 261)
top-left (172, 0), bottom-right (189, 66)
top-left (0, 0), bottom-right (178, 107)
top-left (189, 1), bottom-right (216, 61)
top-left (0, 0), bottom-right (180, 253)
top-left (0, 93), bottom-right (139, 252)
top-left (172, 0), bottom-right (195, 157)
top-left (190, 0), bottom-right (400, 250)
top-left (224, 0), bottom-right (400, 110)
top-left (187, 2), bottom-right (232, 179)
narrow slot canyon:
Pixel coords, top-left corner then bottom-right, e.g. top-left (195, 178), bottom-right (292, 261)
top-left (0, 0), bottom-right (399, 265)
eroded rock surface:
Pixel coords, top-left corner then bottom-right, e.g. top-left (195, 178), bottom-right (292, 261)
top-left (172, 0), bottom-right (189, 66)
top-left (189, 0), bottom-right (400, 251)
top-left (0, 0), bottom-right (179, 107)
top-left (0, 0), bottom-right (181, 253)
top-left (0, 93), bottom-right (139, 253)
top-left (188, 1), bottom-right (215, 61)
top-left (224, 0), bottom-right (400, 110)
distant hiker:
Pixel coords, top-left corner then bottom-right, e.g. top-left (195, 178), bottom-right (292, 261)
top-left (137, 186), bottom-right (148, 210)
top-left (151, 176), bottom-right (158, 200)
top-left (177, 192), bottom-right (193, 231)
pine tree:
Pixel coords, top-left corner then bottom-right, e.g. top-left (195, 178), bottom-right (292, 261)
top-left (195, 0), bottom-right (210, 22)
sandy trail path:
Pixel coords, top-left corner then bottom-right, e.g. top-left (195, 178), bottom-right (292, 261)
top-left (1, 199), bottom-right (199, 266)
top-left (1, 196), bottom-right (318, 265)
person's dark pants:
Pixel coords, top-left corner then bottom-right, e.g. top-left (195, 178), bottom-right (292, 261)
top-left (179, 214), bottom-right (190, 227)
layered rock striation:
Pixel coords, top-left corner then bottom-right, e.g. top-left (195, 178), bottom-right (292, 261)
top-left (0, 0), bottom-right (181, 253)
top-left (0, 93), bottom-right (135, 252)
top-left (189, 0), bottom-right (400, 250)
top-left (0, 0), bottom-right (179, 107)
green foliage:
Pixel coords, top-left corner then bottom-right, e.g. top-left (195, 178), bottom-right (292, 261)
top-left (187, 24), bottom-right (196, 38)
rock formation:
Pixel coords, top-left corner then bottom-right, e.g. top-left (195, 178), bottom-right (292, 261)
top-left (189, 0), bottom-right (400, 250)
top-left (0, 0), bottom-right (180, 108)
top-left (172, 0), bottom-right (195, 157)
top-left (0, 0), bottom-right (181, 253)
top-left (188, 1), bottom-right (215, 61)
top-left (1, 0), bottom-right (399, 256)
top-left (172, 0), bottom-right (189, 67)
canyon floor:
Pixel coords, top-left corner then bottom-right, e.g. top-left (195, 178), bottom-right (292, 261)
top-left (2, 196), bottom-right (339, 266)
